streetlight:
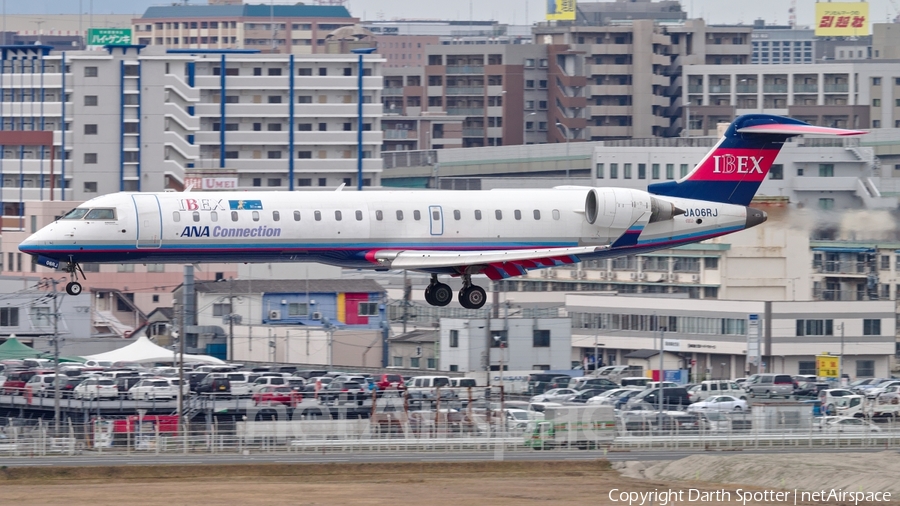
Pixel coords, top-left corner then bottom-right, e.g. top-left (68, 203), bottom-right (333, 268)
top-left (351, 47), bottom-right (376, 191)
top-left (524, 112), bottom-right (536, 145)
top-left (555, 122), bottom-right (570, 179)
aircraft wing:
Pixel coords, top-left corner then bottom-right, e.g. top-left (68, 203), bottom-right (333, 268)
top-left (371, 245), bottom-right (607, 280)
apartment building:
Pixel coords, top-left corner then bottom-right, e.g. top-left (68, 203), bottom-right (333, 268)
top-left (364, 20), bottom-right (532, 48)
top-left (682, 62), bottom-right (900, 136)
top-left (750, 25), bottom-right (816, 65)
top-left (132, 4), bottom-right (357, 54)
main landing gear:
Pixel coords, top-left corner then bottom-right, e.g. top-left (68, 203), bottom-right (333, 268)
top-left (424, 274), bottom-right (487, 310)
top-left (64, 260), bottom-right (86, 296)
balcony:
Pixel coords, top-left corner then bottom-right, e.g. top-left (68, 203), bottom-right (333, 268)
top-left (384, 129), bottom-right (417, 140)
top-left (793, 84), bottom-right (818, 93)
top-left (446, 66), bottom-right (484, 75)
top-left (687, 85), bottom-right (703, 94)
top-left (446, 107), bottom-right (484, 116)
top-left (709, 85), bottom-right (730, 94)
top-left (736, 84), bottom-right (757, 93)
top-left (763, 84), bottom-right (788, 93)
top-left (383, 87), bottom-right (404, 96)
top-left (462, 128), bottom-right (484, 137)
top-left (446, 86), bottom-right (485, 96)
top-left (825, 84), bottom-right (849, 93)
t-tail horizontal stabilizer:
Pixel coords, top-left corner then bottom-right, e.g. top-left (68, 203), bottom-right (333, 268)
top-left (647, 114), bottom-right (867, 206)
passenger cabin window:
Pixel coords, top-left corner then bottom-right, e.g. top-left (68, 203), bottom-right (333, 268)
top-left (192, 211), bottom-right (200, 222)
top-left (375, 210), bottom-right (383, 221)
top-left (85, 208), bottom-right (115, 220)
top-left (514, 210), bottom-right (522, 220)
top-left (173, 211), bottom-right (181, 222)
top-left (231, 211), bottom-right (238, 222)
top-left (432, 210), bottom-right (440, 220)
top-left (396, 210), bottom-right (404, 221)
top-left (355, 210), bottom-right (363, 221)
top-left (293, 211), bottom-right (301, 221)
top-left (272, 211), bottom-right (280, 221)
top-left (552, 209), bottom-right (560, 220)
top-left (211, 211), bottom-right (218, 222)
top-left (453, 210), bottom-right (461, 220)
top-left (495, 210), bottom-right (502, 220)
top-left (475, 210), bottom-right (482, 220)
top-left (335, 210), bottom-right (342, 221)
top-left (62, 208), bottom-right (89, 219)
top-left (413, 210), bottom-right (421, 220)
top-left (314, 211), bottom-right (322, 221)
top-left (252, 211), bottom-right (259, 222)
top-left (534, 210), bottom-right (541, 220)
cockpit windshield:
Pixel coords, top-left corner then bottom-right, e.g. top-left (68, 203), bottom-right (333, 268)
top-left (61, 208), bottom-right (116, 220)
top-left (62, 208), bottom-right (89, 220)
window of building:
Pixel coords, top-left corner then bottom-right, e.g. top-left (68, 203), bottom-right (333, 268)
top-left (84, 95), bottom-right (98, 106)
top-left (318, 68), bottom-right (327, 76)
top-left (253, 67), bottom-right (262, 76)
top-left (318, 178), bottom-right (327, 186)
top-left (769, 164), bottom-right (784, 180)
top-left (84, 153), bottom-right (97, 164)
top-left (426, 358), bottom-right (436, 369)
top-left (863, 319), bottom-right (881, 335)
top-left (798, 361), bottom-right (816, 375)
top-left (298, 68), bottom-right (312, 76)
top-left (358, 302), bottom-right (378, 316)
top-left (267, 151), bottom-right (282, 159)
top-left (609, 163), bottom-right (618, 179)
top-left (533, 329), bottom-right (550, 347)
top-left (83, 181), bottom-right (97, 192)
top-left (680, 164), bottom-right (689, 178)
top-left (819, 164), bottom-right (834, 177)
top-left (297, 123), bottom-right (312, 131)
top-left (267, 95), bottom-right (282, 104)
top-left (818, 198), bottom-right (834, 210)
top-left (449, 329), bottom-right (459, 347)
top-left (856, 360), bottom-right (875, 378)
top-left (409, 357), bottom-right (420, 368)
top-left (623, 163), bottom-right (632, 179)
top-left (795, 319), bottom-right (833, 336)
top-left (872, 77), bottom-right (882, 86)
top-left (881, 255), bottom-right (891, 270)
top-left (874, 120), bottom-right (882, 128)
top-left (0, 307), bottom-right (18, 327)
top-left (873, 98), bottom-right (881, 107)
top-left (267, 178), bottom-right (281, 187)
top-left (489, 330), bottom-right (507, 348)
top-left (84, 67), bottom-right (98, 77)
top-left (665, 163), bottom-right (674, 179)
top-left (392, 356), bottom-right (403, 367)
top-left (267, 123), bottom-right (282, 131)
top-left (297, 96), bottom-right (312, 104)
top-left (84, 124), bottom-right (98, 135)
top-left (318, 123), bottom-right (327, 131)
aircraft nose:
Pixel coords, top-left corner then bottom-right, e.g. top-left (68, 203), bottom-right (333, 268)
top-left (745, 207), bottom-right (767, 229)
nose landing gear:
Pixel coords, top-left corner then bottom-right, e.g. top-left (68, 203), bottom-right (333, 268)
top-left (64, 260), bottom-right (86, 296)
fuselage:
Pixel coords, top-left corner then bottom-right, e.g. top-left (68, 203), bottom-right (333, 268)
top-left (19, 188), bottom-right (759, 273)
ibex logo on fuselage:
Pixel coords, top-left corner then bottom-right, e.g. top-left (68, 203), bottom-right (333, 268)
top-left (712, 154), bottom-right (765, 174)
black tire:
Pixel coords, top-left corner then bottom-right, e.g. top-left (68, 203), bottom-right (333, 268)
top-left (65, 282), bottom-right (83, 296)
top-left (459, 285), bottom-right (487, 309)
top-left (424, 285), bottom-right (435, 306)
top-left (431, 283), bottom-right (453, 306)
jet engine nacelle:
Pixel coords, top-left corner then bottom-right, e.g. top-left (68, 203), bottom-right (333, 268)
top-left (584, 188), bottom-right (680, 229)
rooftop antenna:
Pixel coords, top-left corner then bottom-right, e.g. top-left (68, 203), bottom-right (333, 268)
top-left (789, 0), bottom-right (797, 28)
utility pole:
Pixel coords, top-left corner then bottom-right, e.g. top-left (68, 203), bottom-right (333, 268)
top-left (228, 277), bottom-right (234, 362)
top-left (839, 322), bottom-right (845, 386)
top-left (555, 122), bottom-right (571, 179)
top-left (658, 325), bottom-right (666, 419)
top-left (48, 278), bottom-right (62, 433)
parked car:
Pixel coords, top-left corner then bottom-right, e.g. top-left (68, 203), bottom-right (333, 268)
top-left (449, 377), bottom-right (478, 389)
top-left (530, 388), bottom-right (578, 403)
top-left (864, 380), bottom-right (900, 399)
top-left (25, 373), bottom-right (61, 397)
top-left (407, 376), bottom-right (454, 400)
top-left (625, 387), bottom-right (691, 411)
top-left (163, 377), bottom-right (190, 397)
top-left (74, 378), bottom-right (119, 400)
top-left (375, 373), bottom-right (405, 390)
top-left (293, 370), bottom-right (329, 380)
top-left (320, 380), bottom-right (366, 404)
top-left (821, 416), bottom-right (881, 434)
top-left (566, 388), bottom-right (614, 404)
top-left (687, 395), bottom-right (748, 412)
top-left (196, 376), bottom-right (231, 395)
top-left (252, 386), bottom-right (301, 406)
top-left (3, 370), bottom-right (40, 394)
top-left (129, 379), bottom-right (178, 401)
top-left (745, 374), bottom-right (795, 398)
top-left (251, 375), bottom-right (288, 393)
top-left (619, 377), bottom-right (651, 388)
top-left (526, 373), bottom-right (570, 395)
top-left (567, 377), bottom-right (618, 391)
top-left (689, 380), bottom-right (748, 402)
top-left (585, 387), bottom-right (642, 406)
top-left (115, 376), bottom-right (142, 397)
top-left (49, 377), bottom-right (84, 398)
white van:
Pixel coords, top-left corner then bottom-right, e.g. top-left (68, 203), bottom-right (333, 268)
top-left (690, 380), bottom-right (747, 402)
top-left (407, 376), bottom-right (453, 400)
top-left (620, 377), bottom-right (651, 388)
top-left (208, 372), bottom-right (254, 396)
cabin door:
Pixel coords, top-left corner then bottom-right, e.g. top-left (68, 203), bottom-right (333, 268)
top-left (132, 194), bottom-right (162, 248)
top-left (428, 205), bottom-right (443, 236)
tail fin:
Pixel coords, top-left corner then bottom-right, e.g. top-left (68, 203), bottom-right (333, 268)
top-left (647, 114), bottom-right (866, 206)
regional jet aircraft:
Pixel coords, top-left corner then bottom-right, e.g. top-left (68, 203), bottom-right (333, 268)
top-left (19, 114), bottom-right (865, 308)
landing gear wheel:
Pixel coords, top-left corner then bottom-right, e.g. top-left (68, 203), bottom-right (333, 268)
top-left (430, 283), bottom-right (453, 307)
top-left (459, 285), bottom-right (487, 309)
top-left (65, 281), bottom-right (82, 296)
top-left (424, 285), bottom-right (435, 305)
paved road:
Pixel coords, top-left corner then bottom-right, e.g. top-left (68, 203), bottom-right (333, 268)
top-left (0, 447), bottom-right (888, 468)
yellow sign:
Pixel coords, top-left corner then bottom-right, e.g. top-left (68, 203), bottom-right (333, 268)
top-left (815, 2), bottom-right (869, 37)
top-left (546, 0), bottom-right (576, 21)
top-left (816, 354), bottom-right (840, 379)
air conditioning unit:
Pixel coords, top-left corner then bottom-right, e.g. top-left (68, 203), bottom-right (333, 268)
top-left (268, 310), bottom-right (281, 320)
top-left (668, 273), bottom-right (677, 282)
top-left (312, 311), bottom-right (322, 320)
top-left (629, 272), bottom-right (637, 280)
top-left (691, 274), bottom-right (700, 282)
top-left (548, 270), bottom-right (557, 278)
top-left (570, 270), bottom-right (580, 279)
top-left (577, 271), bottom-right (586, 279)
top-left (599, 271), bottom-right (607, 279)
top-left (638, 272), bottom-right (646, 280)
top-left (542, 269), bottom-right (550, 278)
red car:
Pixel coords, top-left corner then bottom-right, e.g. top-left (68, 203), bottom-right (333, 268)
top-left (3, 370), bottom-right (42, 395)
top-left (252, 386), bottom-right (301, 407)
top-left (375, 374), bottom-right (405, 390)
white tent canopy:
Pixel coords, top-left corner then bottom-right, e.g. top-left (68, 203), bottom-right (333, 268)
top-left (84, 336), bottom-right (226, 365)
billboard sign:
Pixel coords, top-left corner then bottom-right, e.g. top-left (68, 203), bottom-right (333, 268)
top-left (87, 28), bottom-right (133, 46)
top-left (815, 2), bottom-right (868, 37)
top-left (747, 314), bottom-right (760, 367)
top-left (546, 0), bottom-right (576, 21)
top-left (816, 354), bottom-right (840, 379)
top-left (184, 177), bottom-right (238, 190)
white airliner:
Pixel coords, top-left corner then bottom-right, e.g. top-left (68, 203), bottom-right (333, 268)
top-left (19, 114), bottom-right (864, 308)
